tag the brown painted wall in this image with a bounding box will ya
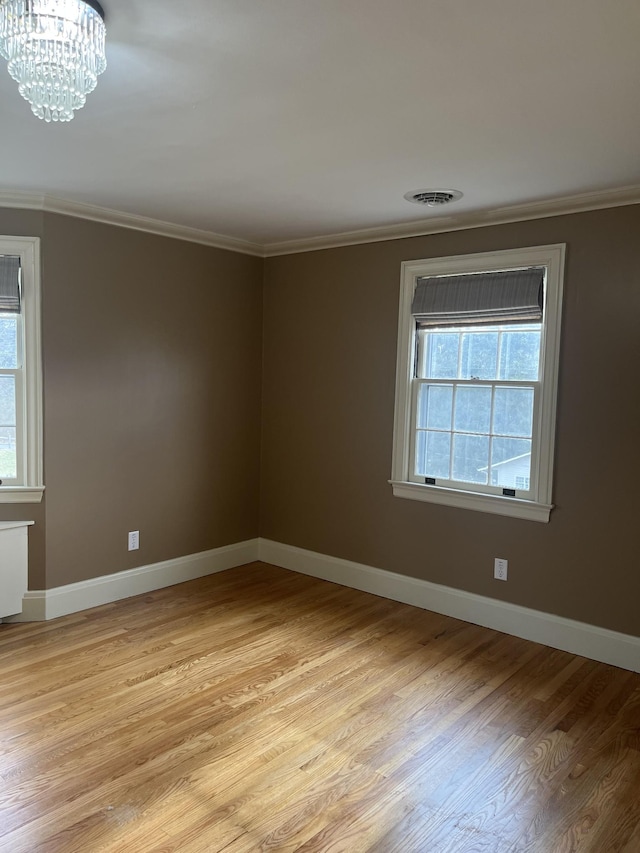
[1,210,263,589]
[42,215,263,588]
[261,205,640,636]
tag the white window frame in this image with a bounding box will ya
[390,244,565,523]
[0,236,43,503]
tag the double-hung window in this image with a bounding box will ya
[391,245,564,522]
[0,237,43,502]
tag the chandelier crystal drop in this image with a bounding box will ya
[0,0,106,122]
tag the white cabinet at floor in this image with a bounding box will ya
[0,521,33,618]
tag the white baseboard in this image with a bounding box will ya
[8,536,639,673]
[10,538,260,622]
[258,539,640,673]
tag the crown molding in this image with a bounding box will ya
[262,184,640,256]
[0,191,264,257]
[1,184,639,259]
[0,191,46,211]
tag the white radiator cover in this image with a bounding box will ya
[0,521,33,618]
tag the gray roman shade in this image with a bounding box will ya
[411,267,544,328]
[0,256,21,313]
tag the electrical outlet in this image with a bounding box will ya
[128,530,140,551]
[494,557,508,581]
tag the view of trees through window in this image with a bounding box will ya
[414,324,541,489]
[0,315,18,479]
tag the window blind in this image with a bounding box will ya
[0,256,21,313]
[411,267,544,327]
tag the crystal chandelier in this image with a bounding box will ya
[0,0,106,122]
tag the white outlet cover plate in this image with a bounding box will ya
[494,558,508,580]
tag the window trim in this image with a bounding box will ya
[0,236,43,503]
[390,244,565,523]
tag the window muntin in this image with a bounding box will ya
[391,245,565,522]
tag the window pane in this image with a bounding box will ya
[415,430,427,476]
[453,434,489,484]
[0,427,16,479]
[424,332,459,379]
[417,384,453,430]
[415,430,451,479]
[493,387,534,437]
[0,375,16,426]
[499,328,541,380]
[454,385,491,434]
[460,331,498,379]
[0,315,18,369]
[490,438,532,488]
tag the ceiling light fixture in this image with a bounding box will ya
[0,0,106,122]
[404,189,463,207]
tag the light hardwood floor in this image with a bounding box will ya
[1,562,639,852]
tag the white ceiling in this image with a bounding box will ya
[1,0,639,252]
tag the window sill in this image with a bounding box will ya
[0,486,45,504]
[390,480,552,522]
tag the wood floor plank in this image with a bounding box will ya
[1,562,639,852]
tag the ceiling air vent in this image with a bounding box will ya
[404,189,463,207]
